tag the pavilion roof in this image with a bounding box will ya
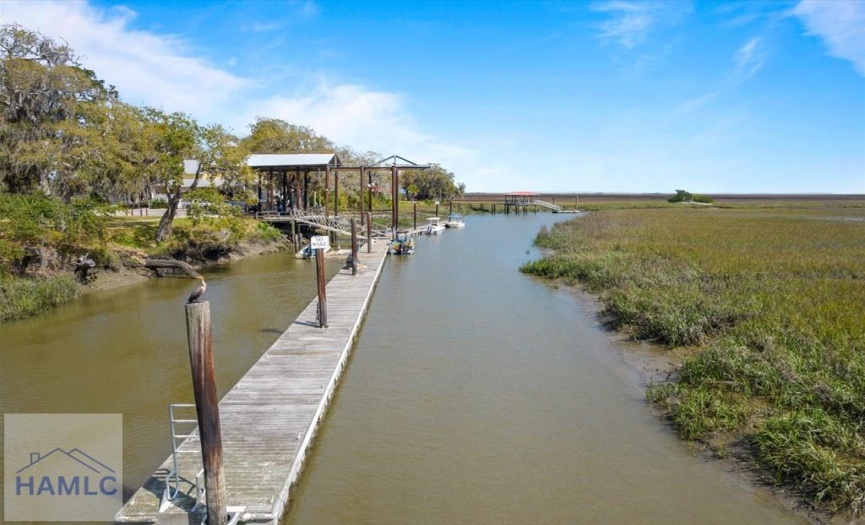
[247,153,340,169]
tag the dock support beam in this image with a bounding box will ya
[184,302,227,525]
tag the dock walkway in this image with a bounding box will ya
[116,240,390,524]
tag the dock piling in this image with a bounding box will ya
[315,248,328,328]
[184,301,227,525]
[351,218,358,276]
[366,212,372,253]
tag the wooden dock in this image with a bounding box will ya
[115,239,390,524]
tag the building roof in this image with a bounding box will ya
[184,160,200,175]
[247,153,339,169]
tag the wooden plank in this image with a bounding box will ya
[115,240,390,524]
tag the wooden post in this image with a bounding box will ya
[291,220,298,252]
[391,165,398,240]
[334,170,339,217]
[359,167,365,226]
[350,218,358,276]
[368,171,373,216]
[324,166,330,218]
[413,201,417,230]
[184,302,227,525]
[366,212,372,253]
[315,249,327,328]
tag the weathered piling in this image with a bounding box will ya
[315,247,327,328]
[184,302,227,525]
[115,237,390,524]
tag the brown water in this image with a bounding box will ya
[0,252,344,521]
[282,214,806,525]
[0,215,807,524]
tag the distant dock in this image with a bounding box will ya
[116,239,390,524]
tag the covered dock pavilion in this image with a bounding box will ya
[249,153,429,235]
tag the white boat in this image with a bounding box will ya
[295,244,330,259]
[444,213,465,228]
[425,217,445,235]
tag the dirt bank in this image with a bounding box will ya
[81,238,289,294]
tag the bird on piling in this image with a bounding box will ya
[186,276,207,304]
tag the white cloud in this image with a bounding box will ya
[2,1,253,120]
[2,0,477,182]
[241,22,282,33]
[242,81,474,170]
[733,37,766,82]
[793,0,865,76]
[591,1,692,50]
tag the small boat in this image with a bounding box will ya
[444,213,465,228]
[295,244,330,259]
[425,217,445,235]
[388,232,415,255]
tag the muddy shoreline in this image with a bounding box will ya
[79,238,290,294]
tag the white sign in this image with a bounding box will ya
[310,236,330,250]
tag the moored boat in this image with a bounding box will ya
[425,217,445,235]
[388,231,415,255]
[444,213,465,228]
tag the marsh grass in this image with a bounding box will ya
[522,206,865,514]
[0,275,79,321]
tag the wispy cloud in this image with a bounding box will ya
[2,0,472,172]
[733,37,766,82]
[2,1,252,122]
[591,1,692,50]
[677,90,722,114]
[298,1,320,18]
[241,22,282,33]
[792,0,865,76]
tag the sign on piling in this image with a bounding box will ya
[311,235,329,250]
[184,301,227,525]
[312,236,328,328]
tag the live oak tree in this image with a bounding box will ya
[0,23,118,196]
[242,118,335,154]
[146,109,253,243]
[400,164,464,202]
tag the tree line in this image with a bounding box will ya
[0,23,464,244]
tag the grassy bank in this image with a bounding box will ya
[0,195,286,322]
[0,275,79,321]
[521,206,865,515]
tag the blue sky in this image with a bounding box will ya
[4,0,864,193]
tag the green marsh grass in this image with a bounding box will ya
[0,275,79,321]
[522,206,865,514]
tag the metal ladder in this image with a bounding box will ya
[162,404,206,515]
[160,403,242,525]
